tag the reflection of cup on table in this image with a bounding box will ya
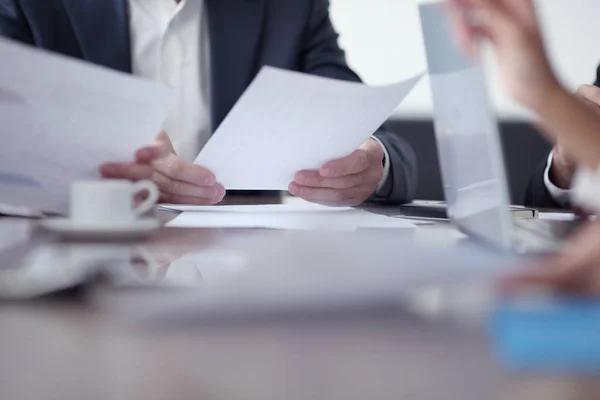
[63,244,159,284]
[70,179,158,224]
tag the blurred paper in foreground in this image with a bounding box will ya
[0,38,175,214]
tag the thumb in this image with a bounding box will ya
[576,84,600,107]
[155,130,176,154]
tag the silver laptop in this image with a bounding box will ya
[419,2,579,254]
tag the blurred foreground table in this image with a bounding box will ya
[0,196,597,400]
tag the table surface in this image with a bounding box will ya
[0,196,597,400]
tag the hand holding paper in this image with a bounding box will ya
[290,138,385,206]
[102,131,226,205]
[195,67,422,194]
[0,38,176,214]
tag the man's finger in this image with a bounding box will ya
[155,130,177,154]
[320,150,370,178]
[288,183,350,203]
[294,170,364,189]
[446,0,484,59]
[500,272,558,293]
[450,0,514,38]
[153,154,217,186]
[153,171,225,200]
[100,163,155,181]
[555,221,600,259]
[289,183,373,206]
[135,145,168,164]
[576,84,600,106]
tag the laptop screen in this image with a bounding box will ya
[419,2,514,250]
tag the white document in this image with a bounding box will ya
[358,212,419,229]
[165,205,417,230]
[167,209,361,230]
[194,67,422,189]
[160,203,353,213]
[539,212,578,221]
[0,38,176,214]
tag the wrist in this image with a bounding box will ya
[524,81,573,121]
[550,154,576,190]
[367,137,385,163]
[527,79,566,117]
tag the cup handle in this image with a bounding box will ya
[133,246,161,281]
[131,180,160,216]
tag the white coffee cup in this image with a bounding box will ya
[70,180,159,225]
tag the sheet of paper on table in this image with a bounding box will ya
[162,203,353,213]
[538,212,577,221]
[0,38,176,215]
[164,204,417,230]
[194,67,423,190]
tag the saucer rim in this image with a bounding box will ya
[40,217,161,232]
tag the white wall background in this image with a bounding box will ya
[329,0,600,120]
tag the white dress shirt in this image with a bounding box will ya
[573,166,600,213]
[543,150,572,207]
[127,0,389,191]
[128,0,211,162]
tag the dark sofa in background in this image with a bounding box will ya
[391,119,553,205]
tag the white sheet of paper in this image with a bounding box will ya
[167,210,361,231]
[0,38,176,214]
[166,205,417,230]
[539,212,577,221]
[358,212,419,229]
[160,203,353,213]
[194,67,422,189]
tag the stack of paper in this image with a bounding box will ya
[163,204,417,230]
[0,38,176,214]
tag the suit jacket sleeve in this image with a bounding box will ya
[0,0,34,43]
[298,0,418,204]
[524,64,600,209]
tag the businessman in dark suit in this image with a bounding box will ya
[0,0,418,207]
[525,65,600,209]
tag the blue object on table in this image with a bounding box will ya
[490,297,600,374]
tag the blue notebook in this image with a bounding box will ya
[490,297,600,374]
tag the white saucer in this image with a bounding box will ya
[40,218,161,240]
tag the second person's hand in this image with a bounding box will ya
[550,85,600,189]
[101,131,226,205]
[446,0,560,112]
[502,220,600,296]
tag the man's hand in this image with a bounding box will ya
[502,220,600,296]
[289,139,384,206]
[550,85,600,189]
[101,131,226,205]
[446,0,560,112]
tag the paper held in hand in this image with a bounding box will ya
[195,67,422,190]
[0,38,176,215]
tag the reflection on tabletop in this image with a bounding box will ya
[0,201,599,399]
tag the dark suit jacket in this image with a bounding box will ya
[524,64,600,208]
[0,0,418,204]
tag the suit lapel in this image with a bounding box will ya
[206,0,266,129]
[59,0,132,73]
